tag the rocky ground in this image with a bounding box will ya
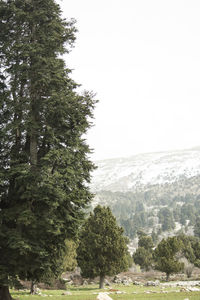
[61,268,200,287]
[20,268,200,291]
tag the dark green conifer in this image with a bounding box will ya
[77,206,129,289]
[0,1,96,299]
[153,237,184,280]
[133,235,154,271]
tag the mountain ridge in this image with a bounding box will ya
[91,147,200,193]
[90,147,200,241]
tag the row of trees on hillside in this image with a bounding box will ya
[121,202,200,238]
[120,204,200,239]
[97,185,200,239]
[133,233,200,280]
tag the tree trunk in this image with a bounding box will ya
[0,286,14,300]
[166,273,170,281]
[99,275,105,289]
[30,122,37,167]
[30,17,38,169]
[30,281,37,295]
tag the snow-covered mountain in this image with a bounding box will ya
[90,147,200,192]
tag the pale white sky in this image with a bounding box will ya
[57,0,200,160]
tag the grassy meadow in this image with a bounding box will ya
[11,283,200,300]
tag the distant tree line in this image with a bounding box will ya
[96,188,200,239]
[133,232,200,280]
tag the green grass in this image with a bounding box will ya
[11,284,200,300]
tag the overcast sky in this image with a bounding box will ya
[57,0,200,160]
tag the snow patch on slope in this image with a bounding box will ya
[90,148,200,192]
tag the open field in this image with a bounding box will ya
[11,283,200,300]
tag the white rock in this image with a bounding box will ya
[62,291,72,295]
[97,292,113,300]
[188,287,200,291]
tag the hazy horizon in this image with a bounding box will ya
[93,144,200,162]
[57,0,200,160]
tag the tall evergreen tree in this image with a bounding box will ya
[77,206,129,289]
[0,1,96,299]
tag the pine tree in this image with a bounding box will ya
[133,235,154,271]
[153,237,184,280]
[77,206,129,289]
[0,1,96,299]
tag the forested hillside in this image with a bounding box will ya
[91,149,200,240]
